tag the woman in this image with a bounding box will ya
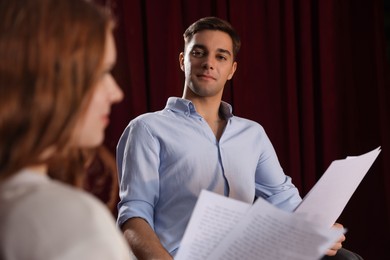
[0,0,131,259]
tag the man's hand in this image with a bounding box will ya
[326,223,346,256]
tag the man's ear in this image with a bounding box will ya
[179,52,185,72]
[227,61,237,80]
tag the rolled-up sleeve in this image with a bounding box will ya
[254,127,302,212]
[116,118,160,228]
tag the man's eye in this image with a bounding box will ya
[191,50,204,57]
[217,55,227,61]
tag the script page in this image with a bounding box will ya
[295,146,381,227]
[175,147,380,260]
[206,196,344,260]
[176,191,343,260]
[175,190,251,260]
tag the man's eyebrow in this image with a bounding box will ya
[191,44,232,56]
[216,48,232,56]
[192,44,206,50]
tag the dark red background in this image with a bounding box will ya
[98,1,390,258]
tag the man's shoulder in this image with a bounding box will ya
[128,109,170,127]
[131,111,161,122]
[231,115,264,130]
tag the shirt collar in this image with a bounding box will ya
[165,97,234,119]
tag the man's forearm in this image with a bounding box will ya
[121,217,173,260]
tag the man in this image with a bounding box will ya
[117,17,357,260]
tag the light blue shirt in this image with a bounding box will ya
[117,97,302,255]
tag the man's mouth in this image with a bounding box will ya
[197,74,216,80]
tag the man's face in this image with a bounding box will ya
[179,30,237,99]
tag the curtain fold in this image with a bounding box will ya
[103,0,390,258]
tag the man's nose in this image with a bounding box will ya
[201,56,215,70]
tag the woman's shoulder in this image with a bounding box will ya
[0,175,113,232]
[0,176,130,260]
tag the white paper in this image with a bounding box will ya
[175,147,380,260]
[176,190,344,260]
[294,146,381,227]
[175,191,250,260]
[207,194,344,260]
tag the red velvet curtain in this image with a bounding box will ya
[103,0,390,258]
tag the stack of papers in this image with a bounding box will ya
[176,147,381,260]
